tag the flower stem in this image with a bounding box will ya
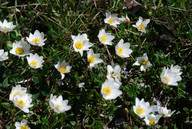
[162,117,167,129]
[104,45,114,65]
[0,33,6,49]
[130,54,136,61]
[98,92,102,119]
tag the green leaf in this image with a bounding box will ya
[42,118,49,125]
[1,102,10,110]
[32,93,40,101]
[2,77,8,87]
[9,74,23,83]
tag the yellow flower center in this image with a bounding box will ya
[141,59,148,65]
[103,87,111,95]
[3,26,8,30]
[108,19,114,24]
[15,48,24,55]
[165,76,170,82]
[149,119,155,125]
[30,61,37,67]
[110,73,115,78]
[32,38,40,43]
[54,104,61,110]
[21,125,29,129]
[118,47,123,55]
[138,24,144,30]
[100,36,107,42]
[16,100,25,108]
[88,56,95,63]
[136,108,144,114]
[59,66,66,73]
[14,92,23,97]
[125,19,130,23]
[75,41,84,50]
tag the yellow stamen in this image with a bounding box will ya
[118,47,123,55]
[103,87,111,95]
[108,19,114,24]
[141,59,148,65]
[14,92,23,97]
[136,108,143,114]
[16,100,25,108]
[15,48,24,55]
[165,77,170,82]
[125,19,130,23]
[100,36,107,42]
[59,67,66,73]
[88,56,95,63]
[30,61,37,67]
[138,24,144,30]
[32,38,40,43]
[110,73,115,78]
[75,41,84,50]
[54,104,61,110]
[149,119,155,125]
[3,26,8,30]
[21,125,29,129]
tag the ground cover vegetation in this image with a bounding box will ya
[0,0,192,128]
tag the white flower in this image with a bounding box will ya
[101,79,122,100]
[132,16,150,33]
[0,49,8,61]
[104,12,121,28]
[119,14,130,23]
[54,60,72,79]
[160,67,182,86]
[98,29,115,45]
[133,53,152,72]
[144,114,162,126]
[115,39,133,58]
[71,33,93,56]
[15,119,30,129]
[26,53,44,69]
[10,40,30,57]
[106,64,121,85]
[170,64,182,76]
[13,93,33,113]
[78,82,85,88]
[133,98,152,118]
[87,49,103,68]
[49,94,71,114]
[26,30,47,46]
[9,85,27,101]
[0,19,16,33]
[158,106,175,117]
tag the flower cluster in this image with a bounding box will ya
[9,85,33,113]
[104,12,150,34]
[1,8,184,128]
[133,98,175,126]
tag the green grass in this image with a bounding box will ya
[0,0,192,128]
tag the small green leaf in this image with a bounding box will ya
[1,102,10,110]
[42,118,49,125]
